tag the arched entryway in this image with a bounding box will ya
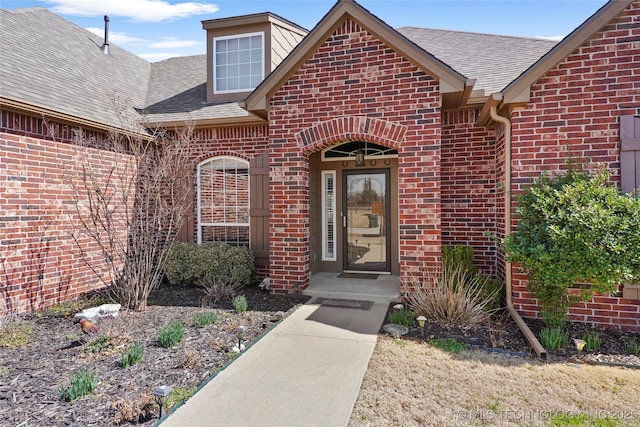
[308,141,399,276]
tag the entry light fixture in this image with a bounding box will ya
[355,142,365,166]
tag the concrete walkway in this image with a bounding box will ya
[161,276,397,427]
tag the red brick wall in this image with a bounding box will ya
[508,1,640,330]
[441,109,497,275]
[268,19,442,294]
[1,130,134,315]
[187,125,270,276]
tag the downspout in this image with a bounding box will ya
[489,105,547,359]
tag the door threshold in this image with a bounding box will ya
[343,270,391,275]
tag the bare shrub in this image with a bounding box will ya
[60,103,194,311]
[407,265,499,328]
[178,346,200,369]
[110,391,158,425]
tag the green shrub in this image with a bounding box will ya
[163,242,256,304]
[232,295,248,314]
[59,370,99,401]
[158,321,184,348]
[481,277,504,311]
[503,165,640,327]
[407,264,499,328]
[442,245,477,276]
[120,342,144,368]
[388,308,415,327]
[626,338,640,356]
[428,338,469,353]
[581,331,602,351]
[539,327,569,350]
[162,242,197,286]
[442,245,503,310]
[192,311,218,328]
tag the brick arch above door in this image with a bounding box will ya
[296,116,407,155]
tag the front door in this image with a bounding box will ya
[343,170,390,272]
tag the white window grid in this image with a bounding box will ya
[213,32,264,94]
[197,156,250,245]
[322,170,337,261]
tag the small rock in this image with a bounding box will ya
[383,323,409,336]
[74,304,121,322]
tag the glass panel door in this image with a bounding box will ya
[344,170,390,272]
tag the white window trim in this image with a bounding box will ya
[322,170,337,261]
[196,156,250,245]
[213,31,265,95]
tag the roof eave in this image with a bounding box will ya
[0,97,150,138]
[476,93,503,126]
[501,0,633,105]
[145,114,267,129]
[244,0,467,113]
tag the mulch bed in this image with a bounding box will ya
[381,303,640,367]
[3,287,640,426]
[0,286,309,426]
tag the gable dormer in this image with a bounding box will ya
[202,13,307,103]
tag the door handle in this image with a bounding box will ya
[343,215,346,227]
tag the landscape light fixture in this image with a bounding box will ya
[153,385,173,419]
[235,325,247,352]
[416,315,427,337]
[573,338,586,355]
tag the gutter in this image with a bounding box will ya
[489,104,547,359]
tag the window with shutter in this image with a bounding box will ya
[620,115,640,194]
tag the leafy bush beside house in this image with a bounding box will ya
[163,242,256,303]
[503,166,640,327]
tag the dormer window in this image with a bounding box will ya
[214,32,264,94]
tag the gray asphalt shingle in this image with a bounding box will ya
[397,27,558,94]
[1,7,559,127]
[0,7,151,129]
[143,54,251,124]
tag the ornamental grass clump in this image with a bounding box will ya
[120,342,144,368]
[581,331,602,351]
[158,321,184,348]
[388,308,415,327]
[192,311,218,328]
[539,327,569,350]
[407,265,499,328]
[232,295,248,314]
[59,370,99,402]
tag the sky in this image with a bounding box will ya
[2,0,610,62]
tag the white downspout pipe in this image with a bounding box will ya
[489,105,547,359]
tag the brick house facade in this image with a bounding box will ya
[1,0,639,331]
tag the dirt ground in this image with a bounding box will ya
[349,336,640,427]
[0,286,308,426]
[2,288,639,426]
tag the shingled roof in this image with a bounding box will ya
[0,7,150,130]
[396,27,558,95]
[143,54,253,126]
[1,5,563,129]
